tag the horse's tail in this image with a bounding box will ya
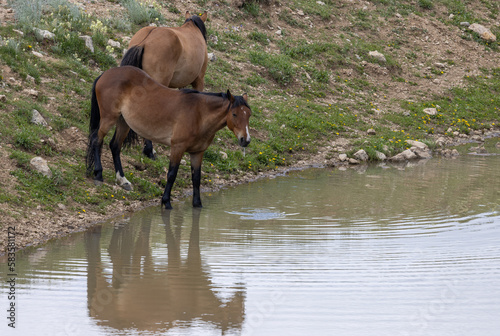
[120,45,144,69]
[86,74,102,177]
[120,45,143,146]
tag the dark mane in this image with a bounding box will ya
[181,89,250,108]
[185,15,207,42]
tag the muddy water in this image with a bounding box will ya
[2,142,500,336]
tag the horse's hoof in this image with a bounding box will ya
[120,183,133,191]
[193,202,203,208]
[163,203,173,210]
[94,180,103,187]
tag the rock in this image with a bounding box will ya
[468,23,496,42]
[57,203,66,210]
[32,51,44,58]
[31,109,48,126]
[275,29,282,36]
[402,149,417,160]
[435,62,446,69]
[469,146,487,154]
[348,158,359,165]
[79,35,94,53]
[24,89,39,97]
[367,128,376,135]
[219,151,228,160]
[208,52,217,62]
[390,149,417,162]
[0,95,6,102]
[107,39,121,48]
[423,107,437,116]
[30,157,52,177]
[26,75,35,83]
[405,140,428,150]
[368,50,386,63]
[338,153,348,162]
[436,137,446,147]
[460,22,470,27]
[495,142,500,148]
[471,135,483,142]
[316,1,325,4]
[412,147,432,159]
[439,148,460,158]
[375,151,386,161]
[354,149,369,162]
[34,28,55,41]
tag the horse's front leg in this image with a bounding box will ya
[190,152,204,208]
[161,148,183,209]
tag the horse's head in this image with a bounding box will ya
[226,90,251,147]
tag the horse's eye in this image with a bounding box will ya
[232,113,237,117]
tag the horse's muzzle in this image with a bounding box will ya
[239,137,251,147]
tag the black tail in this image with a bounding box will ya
[120,45,144,146]
[120,45,144,68]
[86,74,102,177]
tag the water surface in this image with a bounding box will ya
[2,142,500,336]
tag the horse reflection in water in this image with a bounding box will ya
[85,209,245,333]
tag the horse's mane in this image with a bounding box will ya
[181,89,250,108]
[185,15,207,42]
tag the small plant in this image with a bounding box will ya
[121,0,164,26]
[249,51,296,85]
[418,0,434,10]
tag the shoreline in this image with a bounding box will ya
[1,130,498,257]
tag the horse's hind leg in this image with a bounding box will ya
[89,131,104,185]
[143,139,156,160]
[110,116,133,191]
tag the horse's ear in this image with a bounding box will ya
[185,11,191,19]
[227,90,235,104]
[200,11,208,22]
[242,93,248,102]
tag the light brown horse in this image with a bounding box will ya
[121,11,209,159]
[86,66,251,209]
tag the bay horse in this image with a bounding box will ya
[121,11,209,159]
[86,66,251,209]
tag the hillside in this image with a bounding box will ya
[0,0,499,253]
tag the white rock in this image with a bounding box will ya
[34,28,55,41]
[354,149,369,161]
[368,50,386,63]
[468,23,497,42]
[32,51,44,58]
[367,128,376,135]
[24,89,39,97]
[338,153,348,162]
[401,149,417,160]
[405,140,428,150]
[107,39,121,48]
[375,151,386,161]
[30,157,52,177]
[423,107,437,116]
[219,151,228,160]
[208,52,217,62]
[79,35,94,53]
[31,109,48,126]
